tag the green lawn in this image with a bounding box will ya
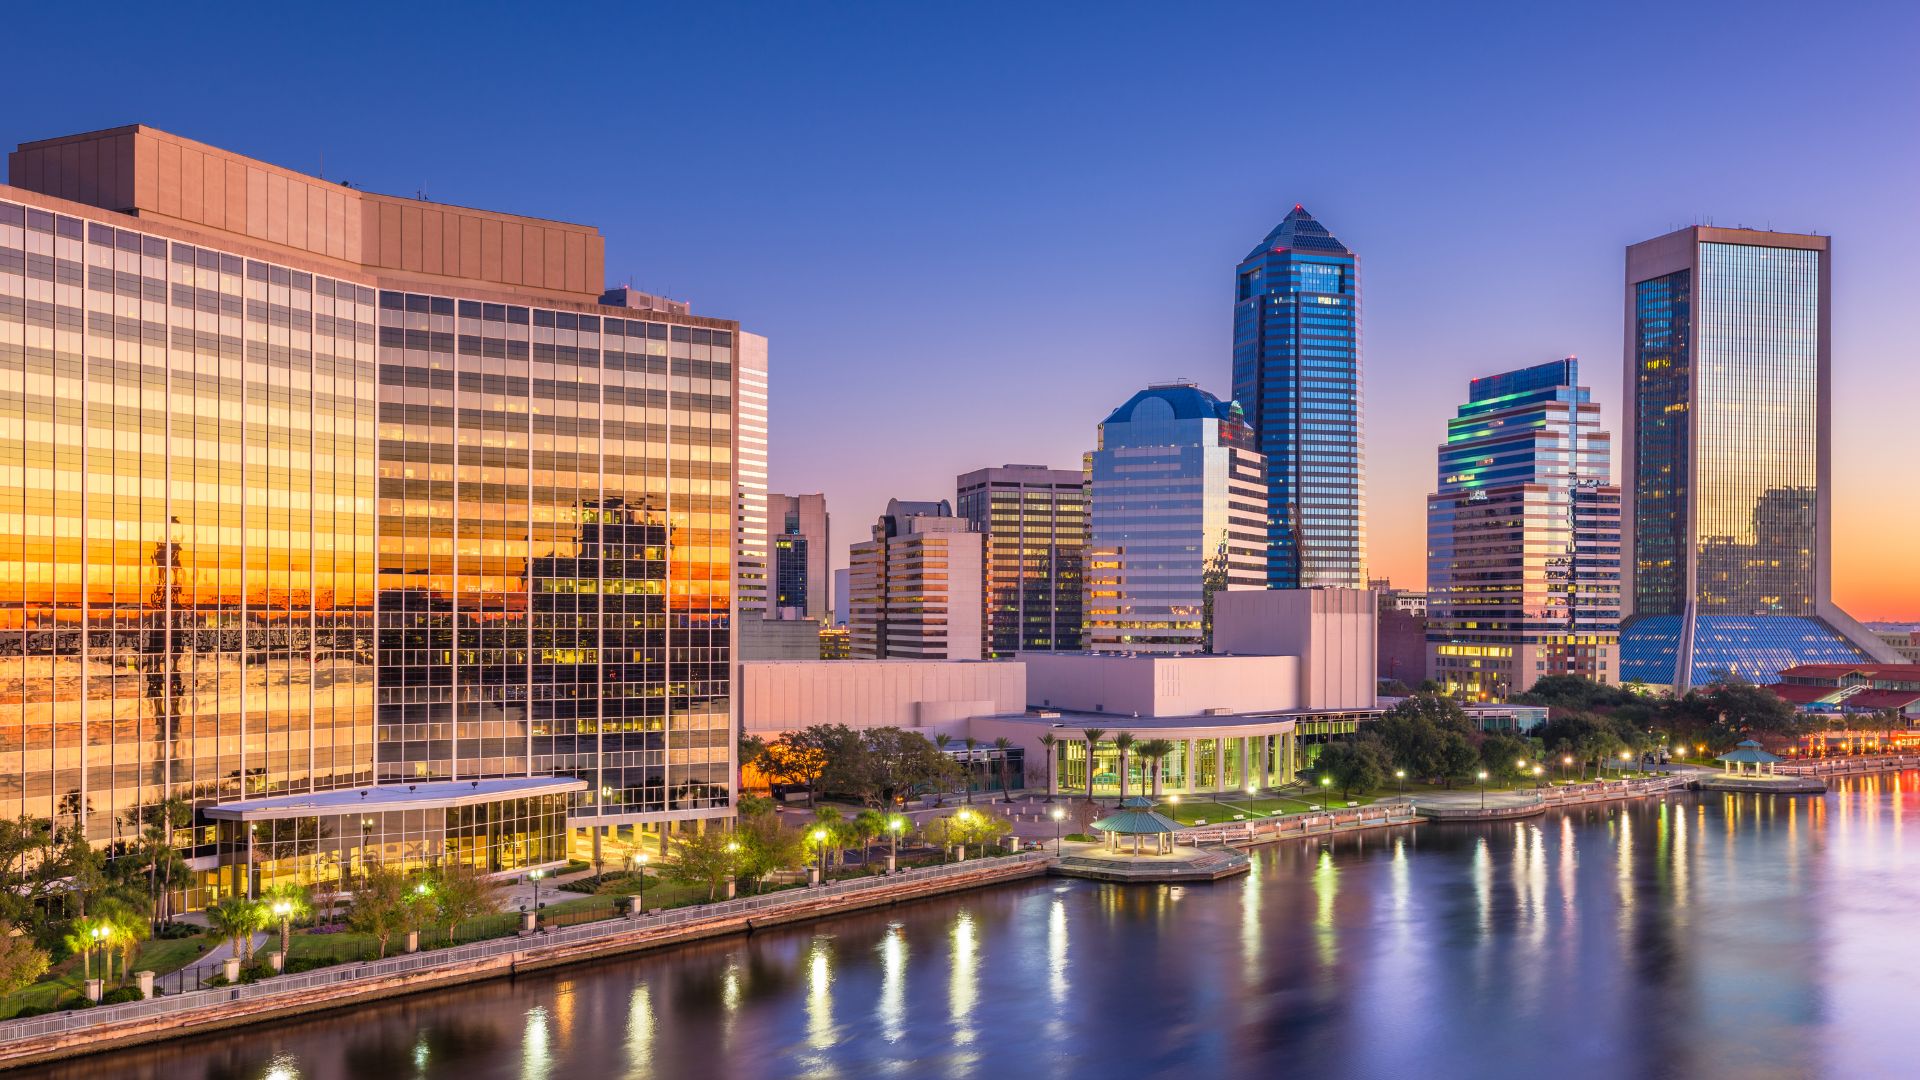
[0,933,218,1019]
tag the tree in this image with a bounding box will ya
[260,882,311,959]
[425,863,497,945]
[0,923,49,996]
[735,812,805,893]
[857,728,949,806]
[759,734,829,807]
[205,896,259,969]
[1135,740,1175,799]
[1436,732,1480,789]
[348,864,411,959]
[91,896,145,983]
[962,737,979,803]
[923,810,1010,855]
[1080,728,1107,802]
[1112,732,1136,802]
[1038,733,1058,799]
[1317,740,1388,799]
[992,737,1016,801]
[667,829,741,901]
[1479,734,1534,783]
[62,915,109,982]
[738,733,768,790]
[853,809,889,860]
[132,797,193,928]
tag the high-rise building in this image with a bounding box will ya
[1619,227,1899,688]
[1232,206,1365,589]
[0,125,740,905]
[956,464,1087,657]
[766,493,829,621]
[1085,384,1267,654]
[733,332,771,618]
[1426,360,1622,700]
[848,500,983,660]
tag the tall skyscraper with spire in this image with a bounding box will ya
[1619,226,1900,688]
[1232,206,1364,589]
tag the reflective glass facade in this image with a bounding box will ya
[0,195,377,857]
[374,294,733,818]
[956,465,1087,657]
[1231,207,1364,588]
[1086,385,1266,654]
[1620,230,1877,687]
[1426,360,1620,700]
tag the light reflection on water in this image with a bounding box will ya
[23,773,1920,1080]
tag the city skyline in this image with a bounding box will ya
[2,5,1916,625]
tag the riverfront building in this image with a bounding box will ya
[0,126,741,903]
[847,500,984,660]
[1231,206,1365,589]
[1085,384,1267,654]
[956,464,1087,657]
[766,493,830,621]
[1426,360,1622,700]
[1618,227,1898,688]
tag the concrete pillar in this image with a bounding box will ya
[1253,737,1269,790]
[223,958,241,983]
[1185,739,1197,795]
[659,823,671,856]
[405,930,419,954]
[269,951,284,973]
[136,970,154,999]
[522,910,537,932]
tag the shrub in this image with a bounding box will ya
[205,975,228,988]
[1063,833,1097,843]
[151,921,200,940]
[10,1005,50,1018]
[99,986,143,1005]
[59,997,96,1011]
[284,956,339,974]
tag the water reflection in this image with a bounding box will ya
[23,776,1920,1080]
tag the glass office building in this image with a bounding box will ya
[1619,227,1896,687]
[956,464,1087,657]
[0,125,740,904]
[1231,206,1365,589]
[1085,384,1267,654]
[1426,360,1621,700]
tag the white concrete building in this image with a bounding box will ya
[848,499,984,660]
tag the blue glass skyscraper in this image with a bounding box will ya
[1232,206,1364,589]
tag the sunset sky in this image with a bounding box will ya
[8,2,1916,618]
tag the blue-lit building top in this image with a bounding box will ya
[1619,227,1897,688]
[1231,206,1364,589]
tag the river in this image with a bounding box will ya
[19,772,1919,1080]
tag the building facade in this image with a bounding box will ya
[0,125,738,904]
[1618,227,1898,688]
[733,331,770,618]
[956,464,1087,657]
[765,492,828,621]
[1231,206,1365,589]
[1425,360,1622,700]
[847,499,983,660]
[1085,384,1267,654]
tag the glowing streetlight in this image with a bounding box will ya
[528,867,545,918]
[1477,769,1490,809]
[271,898,294,961]
[1050,806,1066,854]
[886,815,905,871]
[635,852,650,910]
[1395,769,1407,794]
[811,828,828,883]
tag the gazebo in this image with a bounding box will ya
[1090,797,1181,856]
[1717,739,1784,776]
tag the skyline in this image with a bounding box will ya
[3,3,1917,617]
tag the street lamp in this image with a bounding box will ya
[1532,764,1544,787]
[811,828,828,883]
[1050,806,1065,854]
[1477,769,1490,809]
[1395,769,1407,794]
[635,853,649,912]
[1561,754,1573,782]
[886,816,904,872]
[1619,750,1633,778]
[271,899,293,961]
[527,868,544,921]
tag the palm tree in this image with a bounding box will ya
[1112,732,1136,802]
[206,896,257,969]
[993,737,1015,801]
[853,809,888,864]
[1038,733,1058,801]
[1080,728,1107,803]
[63,916,108,982]
[1136,739,1175,799]
[963,737,979,803]
[934,734,954,799]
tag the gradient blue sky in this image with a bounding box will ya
[9,2,1918,615]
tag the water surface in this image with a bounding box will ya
[25,773,1919,1080]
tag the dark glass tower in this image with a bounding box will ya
[1232,206,1363,588]
[1619,227,1899,688]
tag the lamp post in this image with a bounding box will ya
[886,815,904,872]
[271,899,293,963]
[636,853,649,911]
[1395,769,1406,794]
[811,828,827,884]
[1477,769,1489,810]
[1561,755,1573,783]
[90,923,108,983]
[527,868,544,923]
[1533,764,1545,787]
[1619,750,1633,779]
[1050,806,1065,854]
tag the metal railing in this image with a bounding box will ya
[0,851,1051,1047]
[1178,802,1419,845]
[1778,754,1920,776]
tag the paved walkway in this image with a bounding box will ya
[178,932,268,978]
